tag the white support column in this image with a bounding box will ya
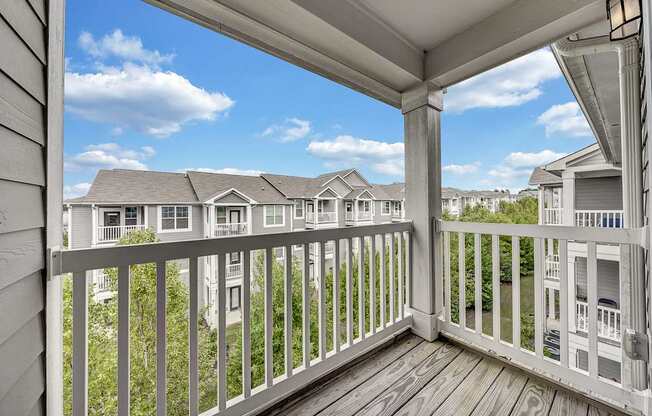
[538,187,544,225]
[642,0,652,381]
[568,256,576,332]
[246,205,252,235]
[562,171,575,226]
[402,83,442,341]
[617,37,646,390]
[144,205,149,228]
[91,205,98,246]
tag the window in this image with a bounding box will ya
[228,286,241,310]
[229,252,241,264]
[394,201,402,214]
[294,200,304,219]
[382,201,391,215]
[159,206,191,232]
[264,205,285,227]
[125,206,138,225]
[216,206,227,224]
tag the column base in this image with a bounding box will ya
[408,308,440,341]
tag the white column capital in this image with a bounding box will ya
[401,83,443,114]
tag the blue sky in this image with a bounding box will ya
[63,0,596,199]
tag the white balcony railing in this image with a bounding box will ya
[345,211,354,221]
[225,262,243,279]
[544,208,563,225]
[94,271,111,292]
[357,211,372,221]
[576,300,621,341]
[438,219,643,407]
[545,254,560,280]
[97,224,148,243]
[214,222,247,237]
[54,221,412,416]
[575,210,624,228]
[318,212,337,223]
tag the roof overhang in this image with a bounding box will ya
[146,0,604,107]
[315,186,341,199]
[205,188,258,205]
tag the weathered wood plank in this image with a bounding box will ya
[587,405,616,416]
[470,367,528,416]
[395,350,482,416]
[0,70,44,144]
[280,335,423,416]
[0,180,44,234]
[549,390,588,416]
[509,378,555,416]
[0,14,45,103]
[0,0,46,63]
[0,124,45,186]
[317,340,443,416]
[356,343,462,416]
[432,358,503,416]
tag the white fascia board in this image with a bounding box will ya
[205,188,257,205]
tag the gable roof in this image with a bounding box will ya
[186,171,289,204]
[66,169,200,204]
[528,167,562,186]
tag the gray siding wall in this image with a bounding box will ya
[251,205,292,234]
[574,177,622,210]
[577,350,621,382]
[292,200,306,230]
[148,205,204,242]
[326,178,351,197]
[70,206,92,249]
[374,200,392,223]
[574,257,620,306]
[0,1,48,414]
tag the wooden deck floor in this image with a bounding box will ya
[266,334,625,416]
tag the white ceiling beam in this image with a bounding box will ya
[287,0,424,82]
[424,0,605,88]
[145,0,404,107]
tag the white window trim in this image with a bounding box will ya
[293,199,305,219]
[381,201,391,215]
[157,205,193,233]
[264,205,286,228]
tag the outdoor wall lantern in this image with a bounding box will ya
[607,0,642,40]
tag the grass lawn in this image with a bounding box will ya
[466,273,534,345]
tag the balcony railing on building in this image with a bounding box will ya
[576,300,621,341]
[544,208,563,225]
[306,211,337,224]
[545,254,560,280]
[225,262,243,279]
[214,222,247,237]
[575,210,624,228]
[97,224,148,243]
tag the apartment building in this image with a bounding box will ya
[530,143,623,381]
[441,187,515,216]
[64,168,405,324]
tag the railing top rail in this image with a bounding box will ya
[438,219,644,247]
[575,209,624,213]
[54,221,411,274]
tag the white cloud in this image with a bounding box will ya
[485,149,565,187]
[307,135,404,176]
[262,118,312,142]
[65,142,155,172]
[446,49,561,112]
[537,102,593,138]
[183,167,262,176]
[64,182,92,199]
[65,63,234,137]
[78,30,174,66]
[504,149,565,168]
[443,162,480,175]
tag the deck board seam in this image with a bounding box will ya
[279,337,425,416]
[467,365,507,416]
[546,389,559,416]
[506,376,530,416]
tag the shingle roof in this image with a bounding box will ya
[260,174,325,199]
[374,183,404,200]
[65,169,199,204]
[187,171,290,204]
[528,167,562,186]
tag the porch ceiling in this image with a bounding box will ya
[146,0,605,107]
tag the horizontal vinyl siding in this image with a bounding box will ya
[70,206,92,249]
[574,177,622,211]
[251,205,292,234]
[576,350,621,382]
[0,1,47,414]
[574,257,620,306]
[149,205,204,242]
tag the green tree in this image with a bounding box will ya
[63,229,217,415]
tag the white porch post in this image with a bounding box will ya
[568,256,576,332]
[617,37,646,390]
[402,83,442,341]
[562,171,575,226]
[538,187,544,225]
[91,204,98,246]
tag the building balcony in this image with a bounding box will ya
[545,254,560,280]
[344,211,372,225]
[575,210,624,228]
[576,300,621,342]
[306,211,338,227]
[225,262,243,279]
[214,222,248,237]
[544,208,563,225]
[96,224,148,243]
